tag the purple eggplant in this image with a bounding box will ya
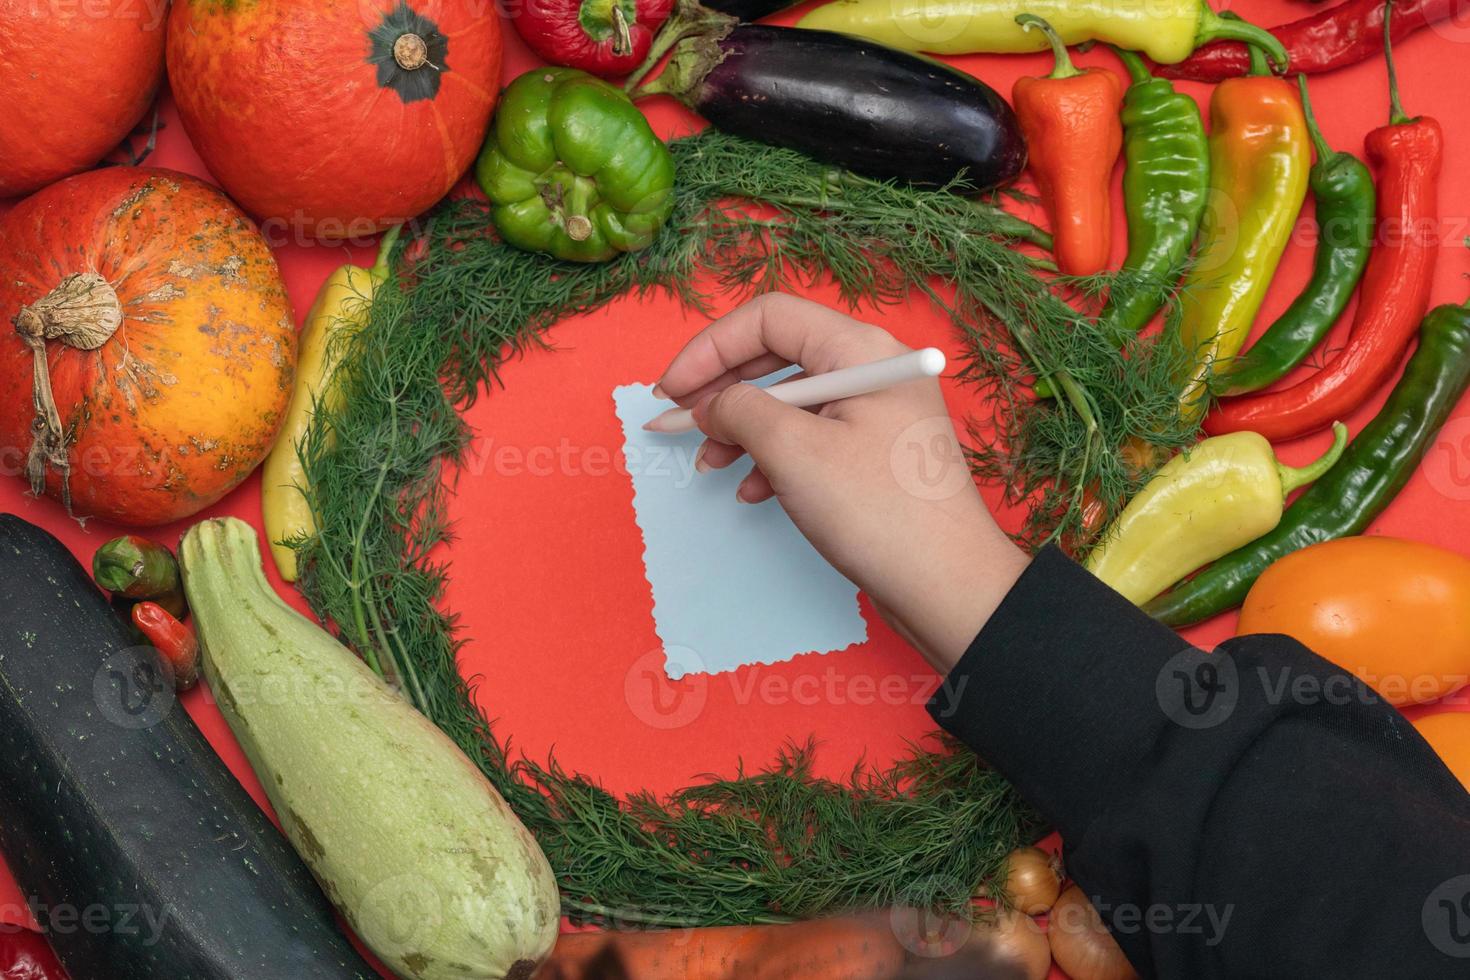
[635,23,1026,190]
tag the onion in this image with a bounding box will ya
[970,910,1052,980]
[1048,886,1139,980]
[1003,846,1064,914]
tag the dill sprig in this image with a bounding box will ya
[295,130,1194,927]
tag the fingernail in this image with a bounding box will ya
[694,444,711,474]
[652,384,668,399]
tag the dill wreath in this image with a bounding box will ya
[291,131,1197,927]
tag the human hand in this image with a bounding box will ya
[652,293,1029,672]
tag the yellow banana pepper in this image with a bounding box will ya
[261,226,400,582]
[1086,424,1347,606]
[795,0,1287,67]
[1173,46,1311,421]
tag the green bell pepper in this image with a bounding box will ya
[476,67,675,263]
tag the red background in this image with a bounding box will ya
[4,0,1470,974]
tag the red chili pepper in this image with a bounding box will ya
[131,601,201,692]
[1206,3,1442,442]
[1160,0,1463,82]
[510,0,675,78]
[1011,15,1123,276]
[0,927,66,980]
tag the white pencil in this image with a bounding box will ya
[643,347,947,434]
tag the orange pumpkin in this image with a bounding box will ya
[1239,537,1470,707]
[0,0,165,198]
[167,0,503,240]
[0,168,297,526]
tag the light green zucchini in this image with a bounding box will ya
[179,518,560,980]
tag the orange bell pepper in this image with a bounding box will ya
[1011,15,1123,277]
[1238,536,1470,707]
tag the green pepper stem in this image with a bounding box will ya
[371,224,403,280]
[1276,421,1348,495]
[1383,0,1411,125]
[1016,15,1081,80]
[1109,46,1154,86]
[1199,6,1289,74]
[1296,75,1335,164]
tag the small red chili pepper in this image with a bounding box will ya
[132,601,201,692]
[510,0,675,78]
[1011,15,1123,277]
[1206,2,1442,442]
[0,926,66,980]
[1161,0,1460,82]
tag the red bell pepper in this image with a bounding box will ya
[1206,3,1442,442]
[510,0,675,78]
[0,927,65,980]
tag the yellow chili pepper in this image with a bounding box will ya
[261,227,400,582]
[1173,43,1311,421]
[1086,423,1347,606]
[795,0,1287,67]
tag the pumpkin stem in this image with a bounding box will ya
[12,272,124,517]
[393,33,430,71]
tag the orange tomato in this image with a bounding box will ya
[1412,710,1470,791]
[1238,537,1470,707]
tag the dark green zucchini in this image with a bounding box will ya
[0,514,377,980]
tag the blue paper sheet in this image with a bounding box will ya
[614,382,868,679]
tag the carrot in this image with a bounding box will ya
[535,914,907,980]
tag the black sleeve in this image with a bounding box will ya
[929,546,1470,979]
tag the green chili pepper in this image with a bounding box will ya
[1216,76,1375,395]
[1098,47,1210,343]
[476,67,675,263]
[1144,296,1470,626]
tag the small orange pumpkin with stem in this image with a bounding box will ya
[0,168,297,526]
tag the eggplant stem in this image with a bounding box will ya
[624,0,733,93]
